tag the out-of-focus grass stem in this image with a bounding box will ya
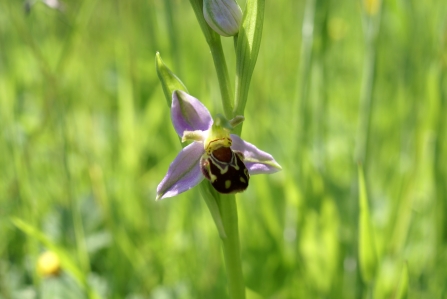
[295,0,316,162]
[434,62,447,247]
[164,1,182,74]
[354,2,382,297]
[355,4,382,166]
[3,82,40,286]
[291,0,316,293]
[314,0,330,172]
[55,0,99,74]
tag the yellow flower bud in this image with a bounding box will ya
[37,251,61,277]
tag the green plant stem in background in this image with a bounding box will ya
[355,7,382,166]
[434,67,447,249]
[355,7,382,298]
[294,0,316,175]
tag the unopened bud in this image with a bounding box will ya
[203,0,242,37]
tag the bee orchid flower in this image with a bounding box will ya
[156,90,281,200]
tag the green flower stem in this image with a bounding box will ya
[189,0,234,119]
[217,194,246,299]
[188,2,245,298]
[208,37,234,118]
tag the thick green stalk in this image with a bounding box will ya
[217,195,246,299]
[188,2,246,298]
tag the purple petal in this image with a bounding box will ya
[230,134,282,175]
[156,142,205,200]
[171,90,213,136]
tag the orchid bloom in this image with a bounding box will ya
[156,90,281,200]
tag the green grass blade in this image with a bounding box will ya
[358,165,378,283]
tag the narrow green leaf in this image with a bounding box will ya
[234,0,265,117]
[199,182,227,239]
[155,52,188,107]
[11,218,101,299]
[358,165,378,283]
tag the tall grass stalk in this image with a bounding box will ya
[355,5,381,166]
[355,2,382,297]
[295,0,316,162]
[434,65,447,248]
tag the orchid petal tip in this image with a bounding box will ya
[274,162,283,170]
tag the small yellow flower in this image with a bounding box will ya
[37,251,61,277]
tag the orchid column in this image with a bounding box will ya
[155,0,273,298]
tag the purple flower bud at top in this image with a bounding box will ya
[203,0,242,37]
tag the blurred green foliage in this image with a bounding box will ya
[1,0,447,298]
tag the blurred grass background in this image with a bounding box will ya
[1,0,447,298]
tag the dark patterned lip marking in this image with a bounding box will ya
[200,146,250,194]
[212,146,232,163]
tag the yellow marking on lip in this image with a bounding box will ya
[205,137,232,153]
[225,180,232,189]
[210,173,217,182]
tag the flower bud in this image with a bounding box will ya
[203,0,242,37]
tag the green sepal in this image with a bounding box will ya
[358,165,378,283]
[234,0,265,118]
[155,52,188,108]
[199,182,227,239]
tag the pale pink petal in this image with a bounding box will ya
[156,142,205,200]
[171,91,213,136]
[230,134,282,175]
